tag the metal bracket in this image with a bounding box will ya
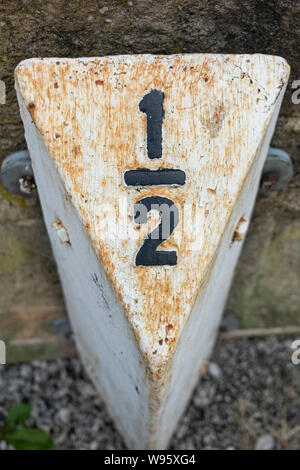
[1,147,293,199]
[0,150,36,197]
[260,147,293,193]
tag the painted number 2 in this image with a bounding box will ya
[134,196,178,266]
[125,89,185,266]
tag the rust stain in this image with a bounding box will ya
[200,102,226,138]
[199,360,208,376]
[207,188,216,194]
[28,101,36,118]
[232,217,247,242]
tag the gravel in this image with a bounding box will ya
[0,335,299,450]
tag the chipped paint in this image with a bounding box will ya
[15,54,289,448]
[52,220,70,244]
[233,217,249,242]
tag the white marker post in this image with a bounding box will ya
[15,54,289,449]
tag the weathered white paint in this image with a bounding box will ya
[15,54,289,449]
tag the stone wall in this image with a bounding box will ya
[0,0,299,361]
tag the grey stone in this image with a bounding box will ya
[89,441,99,450]
[58,408,71,424]
[99,6,109,14]
[255,434,275,450]
[208,362,222,379]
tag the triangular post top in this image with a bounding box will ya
[15,54,289,369]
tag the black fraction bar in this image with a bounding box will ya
[124,169,186,187]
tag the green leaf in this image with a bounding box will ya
[4,427,54,450]
[5,403,32,426]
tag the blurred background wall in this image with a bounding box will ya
[0,0,299,361]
